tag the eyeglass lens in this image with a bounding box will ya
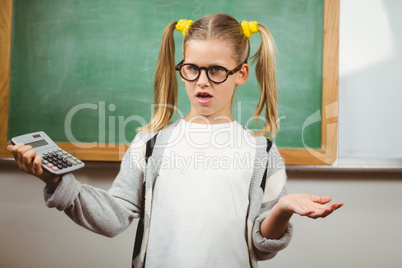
[181,64,228,83]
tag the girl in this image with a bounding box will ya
[8,14,343,268]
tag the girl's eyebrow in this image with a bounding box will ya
[185,61,228,68]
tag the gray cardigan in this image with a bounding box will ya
[44,119,292,267]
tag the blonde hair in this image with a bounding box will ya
[137,14,279,138]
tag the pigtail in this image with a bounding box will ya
[250,24,279,139]
[137,22,178,133]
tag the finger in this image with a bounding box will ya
[10,143,25,161]
[310,210,331,219]
[14,145,32,169]
[320,207,335,218]
[306,203,330,218]
[315,203,342,218]
[32,155,43,176]
[22,148,36,165]
[306,201,344,219]
[21,148,36,172]
[7,144,14,153]
[331,202,344,210]
[16,144,33,159]
[7,144,18,160]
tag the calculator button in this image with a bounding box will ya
[51,166,58,171]
[42,160,48,164]
[47,163,54,168]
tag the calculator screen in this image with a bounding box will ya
[26,139,48,148]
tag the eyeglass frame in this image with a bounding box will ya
[175,60,246,84]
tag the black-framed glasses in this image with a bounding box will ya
[175,60,245,84]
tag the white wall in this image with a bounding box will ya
[338,0,402,161]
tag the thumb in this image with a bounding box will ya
[311,195,332,204]
[317,195,332,204]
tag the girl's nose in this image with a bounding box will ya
[197,69,210,87]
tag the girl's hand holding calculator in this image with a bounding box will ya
[9,131,85,176]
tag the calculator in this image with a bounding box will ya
[11,131,85,176]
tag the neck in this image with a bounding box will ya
[183,114,235,125]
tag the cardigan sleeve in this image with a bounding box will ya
[252,144,293,260]
[43,131,150,237]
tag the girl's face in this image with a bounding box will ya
[181,39,249,124]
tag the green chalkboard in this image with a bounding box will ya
[9,0,324,150]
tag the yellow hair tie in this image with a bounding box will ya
[176,19,194,36]
[241,20,259,38]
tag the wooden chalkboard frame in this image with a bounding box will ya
[0,0,339,165]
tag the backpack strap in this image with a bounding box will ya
[260,138,273,192]
[145,133,159,164]
[132,133,159,263]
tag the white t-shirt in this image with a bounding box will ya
[145,119,258,267]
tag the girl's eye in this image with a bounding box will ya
[209,66,225,74]
[188,65,199,72]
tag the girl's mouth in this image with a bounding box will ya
[196,92,213,104]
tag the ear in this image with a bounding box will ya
[235,63,249,86]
